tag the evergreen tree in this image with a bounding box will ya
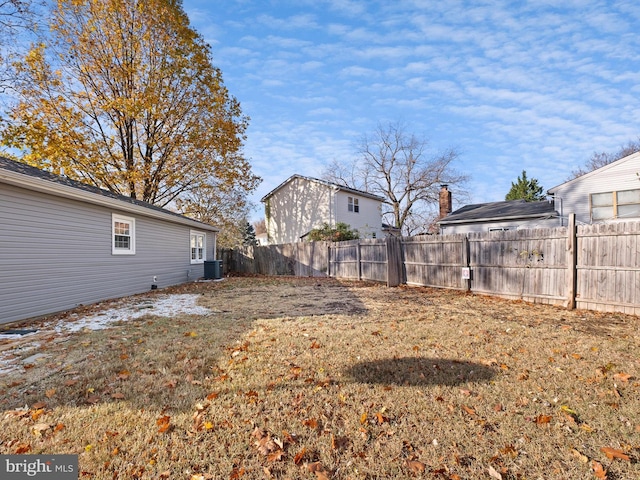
[505,170,545,202]
[243,221,258,246]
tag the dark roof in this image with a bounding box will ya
[261,174,385,202]
[438,199,558,225]
[0,156,217,229]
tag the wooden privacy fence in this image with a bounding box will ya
[222,216,640,315]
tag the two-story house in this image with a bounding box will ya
[261,175,385,244]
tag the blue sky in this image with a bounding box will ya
[183,0,640,220]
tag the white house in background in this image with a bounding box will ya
[548,151,640,225]
[261,174,385,244]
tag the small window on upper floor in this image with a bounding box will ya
[348,196,359,213]
[190,231,206,264]
[112,214,135,255]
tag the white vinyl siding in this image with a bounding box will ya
[112,214,135,255]
[190,231,205,263]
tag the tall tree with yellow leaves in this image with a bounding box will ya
[1,0,259,212]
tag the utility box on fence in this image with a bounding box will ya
[204,260,223,280]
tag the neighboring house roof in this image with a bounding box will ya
[0,156,218,231]
[260,174,385,203]
[547,151,640,193]
[438,199,558,226]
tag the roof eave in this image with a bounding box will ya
[0,168,219,232]
[438,212,558,226]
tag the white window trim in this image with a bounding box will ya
[348,196,360,213]
[190,230,206,264]
[112,214,136,255]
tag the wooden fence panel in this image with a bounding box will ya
[576,222,640,315]
[360,239,389,283]
[329,240,360,279]
[402,235,466,289]
[468,228,567,305]
[223,221,640,315]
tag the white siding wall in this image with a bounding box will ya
[549,152,640,225]
[0,183,214,324]
[266,177,332,244]
[334,191,384,238]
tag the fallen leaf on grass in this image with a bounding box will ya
[229,467,245,479]
[157,415,171,433]
[405,459,426,473]
[461,405,476,416]
[375,411,389,424]
[14,443,31,454]
[315,471,330,480]
[302,418,319,429]
[535,414,552,425]
[267,449,285,462]
[31,408,45,421]
[600,447,630,461]
[591,460,607,479]
[488,465,503,480]
[45,388,56,398]
[570,448,589,463]
[111,392,125,399]
[613,372,632,382]
[293,447,307,465]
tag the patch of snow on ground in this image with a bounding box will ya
[0,294,211,374]
[54,294,211,333]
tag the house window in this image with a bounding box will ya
[591,189,640,221]
[112,214,135,255]
[190,231,205,264]
[348,196,359,213]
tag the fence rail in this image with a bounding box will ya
[221,215,640,316]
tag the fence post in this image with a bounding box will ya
[566,213,577,309]
[462,236,471,292]
[357,241,362,281]
[386,236,403,287]
[327,244,331,277]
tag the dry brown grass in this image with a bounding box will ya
[0,276,638,479]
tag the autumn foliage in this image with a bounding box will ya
[1,0,259,216]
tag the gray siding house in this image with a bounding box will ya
[0,157,218,325]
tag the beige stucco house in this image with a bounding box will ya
[548,151,640,225]
[261,175,385,244]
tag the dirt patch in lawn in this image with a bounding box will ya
[0,276,638,479]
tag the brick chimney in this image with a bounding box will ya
[439,184,452,219]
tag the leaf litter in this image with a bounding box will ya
[0,276,638,479]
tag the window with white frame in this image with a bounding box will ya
[112,214,135,255]
[348,196,359,213]
[591,188,640,221]
[190,231,206,264]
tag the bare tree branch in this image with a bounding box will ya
[324,121,469,235]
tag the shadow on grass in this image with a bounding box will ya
[345,357,497,386]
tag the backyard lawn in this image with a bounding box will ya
[0,276,638,479]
